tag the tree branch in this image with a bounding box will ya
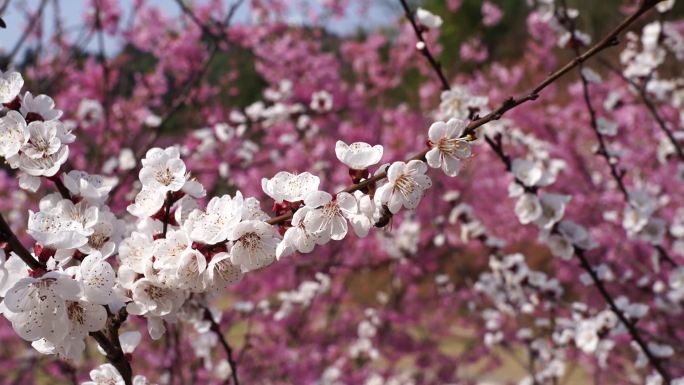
[268,0,658,227]
[205,309,240,385]
[397,0,450,90]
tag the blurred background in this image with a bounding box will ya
[1,0,684,384]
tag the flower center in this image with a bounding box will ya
[437,137,468,158]
[67,301,86,325]
[88,233,110,249]
[155,167,175,186]
[238,232,261,251]
[25,112,44,123]
[394,174,417,198]
[144,284,166,300]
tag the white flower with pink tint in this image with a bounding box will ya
[375,160,432,214]
[416,8,443,29]
[426,119,471,177]
[335,141,384,171]
[0,70,23,104]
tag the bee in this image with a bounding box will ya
[374,205,393,228]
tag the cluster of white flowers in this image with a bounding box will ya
[504,157,596,260]
[83,363,153,385]
[276,138,434,259]
[0,70,74,192]
[437,85,489,122]
[274,272,331,320]
[475,253,568,384]
[475,253,563,315]
[621,22,667,79]
[0,65,474,382]
[1,175,126,360]
[0,72,129,364]
[622,190,668,245]
[349,308,381,361]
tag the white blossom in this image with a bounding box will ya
[261,171,320,203]
[28,195,99,250]
[515,193,542,225]
[20,92,63,122]
[304,191,358,242]
[2,272,79,342]
[139,147,187,193]
[118,231,155,274]
[575,320,599,353]
[229,220,280,271]
[535,193,571,229]
[127,188,166,218]
[0,111,29,158]
[63,170,117,204]
[206,252,243,291]
[127,278,185,317]
[184,192,243,245]
[375,160,432,214]
[76,99,104,126]
[416,8,443,29]
[310,90,333,112]
[511,158,544,187]
[82,363,126,385]
[0,70,24,104]
[439,86,489,121]
[558,220,596,250]
[80,252,117,305]
[276,207,319,259]
[335,141,384,170]
[426,119,471,177]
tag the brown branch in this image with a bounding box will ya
[1,0,48,69]
[553,4,673,380]
[402,0,673,381]
[0,186,132,384]
[556,1,630,199]
[557,0,676,264]
[0,212,45,270]
[397,0,450,90]
[268,0,657,227]
[599,59,684,163]
[90,330,133,385]
[204,309,240,385]
[574,248,672,383]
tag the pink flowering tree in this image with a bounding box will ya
[0,0,683,384]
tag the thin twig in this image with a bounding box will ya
[267,0,659,227]
[575,248,671,382]
[557,0,676,265]
[403,0,673,381]
[205,309,240,385]
[397,0,450,90]
[599,59,684,163]
[1,0,49,68]
[108,0,246,202]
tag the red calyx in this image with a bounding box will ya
[2,96,21,111]
[25,112,44,123]
[348,168,370,184]
[28,267,47,278]
[33,243,56,264]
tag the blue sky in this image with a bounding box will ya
[1,0,398,57]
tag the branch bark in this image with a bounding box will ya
[205,309,240,385]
